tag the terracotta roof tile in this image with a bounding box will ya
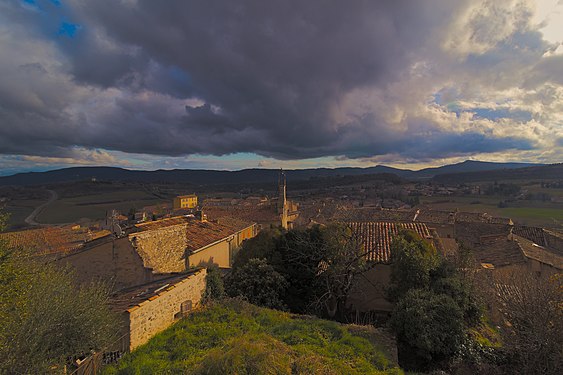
[0,226,111,255]
[514,235,563,270]
[347,222,432,263]
[513,226,547,247]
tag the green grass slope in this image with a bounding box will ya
[104,299,402,374]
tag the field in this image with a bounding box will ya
[39,190,166,224]
[104,299,401,374]
[420,195,563,229]
[2,183,170,228]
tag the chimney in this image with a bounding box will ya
[195,209,207,222]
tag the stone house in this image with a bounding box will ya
[110,268,207,351]
[345,221,435,313]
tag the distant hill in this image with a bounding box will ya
[0,161,541,186]
[434,163,563,183]
[412,160,539,179]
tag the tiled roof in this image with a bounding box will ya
[334,208,416,223]
[135,216,191,231]
[109,269,204,312]
[513,226,547,247]
[347,222,432,263]
[414,209,455,224]
[0,226,111,256]
[473,236,526,268]
[132,215,254,254]
[186,218,254,252]
[203,206,279,225]
[514,235,563,270]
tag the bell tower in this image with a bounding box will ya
[278,169,288,229]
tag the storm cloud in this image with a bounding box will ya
[0,0,561,169]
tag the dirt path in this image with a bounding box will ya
[25,189,58,226]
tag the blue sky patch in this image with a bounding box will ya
[58,21,80,37]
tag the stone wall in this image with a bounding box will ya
[130,224,189,273]
[126,269,207,350]
[347,264,393,313]
[58,237,153,290]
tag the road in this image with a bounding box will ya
[25,189,58,226]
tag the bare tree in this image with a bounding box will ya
[494,270,562,375]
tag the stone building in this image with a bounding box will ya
[110,269,207,351]
[131,215,257,271]
[345,221,435,313]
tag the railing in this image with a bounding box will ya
[69,333,129,375]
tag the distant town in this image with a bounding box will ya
[0,162,561,373]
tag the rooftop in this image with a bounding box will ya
[473,235,526,268]
[110,269,204,312]
[512,226,547,247]
[186,217,254,253]
[0,226,111,256]
[514,235,563,270]
[135,216,191,231]
[347,221,432,263]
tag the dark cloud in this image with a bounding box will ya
[0,0,558,164]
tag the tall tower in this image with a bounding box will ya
[278,169,288,229]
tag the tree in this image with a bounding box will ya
[229,224,370,319]
[0,214,118,374]
[390,288,465,371]
[495,271,562,375]
[307,224,367,319]
[387,230,441,302]
[387,232,483,371]
[226,258,289,310]
[231,228,281,269]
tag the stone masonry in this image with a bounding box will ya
[130,223,189,273]
[125,268,206,350]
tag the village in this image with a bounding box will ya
[0,169,561,373]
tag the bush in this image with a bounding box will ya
[226,258,289,310]
[0,242,118,373]
[202,265,225,302]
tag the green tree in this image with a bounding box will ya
[230,224,369,318]
[387,231,441,302]
[387,232,482,371]
[232,227,281,269]
[306,224,367,319]
[390,289,465,371]
[0,214,118,374]
[226,258,288,310]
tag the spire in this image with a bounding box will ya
[278,169,288,229]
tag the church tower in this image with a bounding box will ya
[278,169,288,229]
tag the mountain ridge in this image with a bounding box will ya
[0,160,543,186]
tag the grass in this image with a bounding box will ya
[104,299,402,374]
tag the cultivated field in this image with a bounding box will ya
[420,195,563,229]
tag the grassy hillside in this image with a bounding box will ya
[104,300,402,374]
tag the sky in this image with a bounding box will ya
[0,0,562,175]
